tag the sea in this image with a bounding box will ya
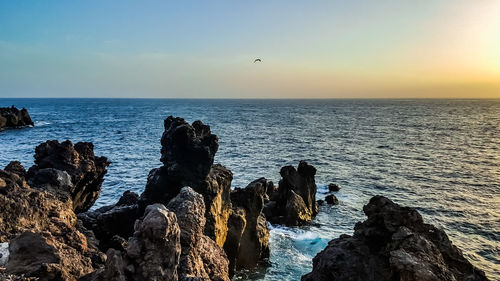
[0,98,499,280]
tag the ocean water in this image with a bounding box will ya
[0,98,499,280]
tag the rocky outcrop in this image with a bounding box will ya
[325,194,338,205]
[0,106,34,131]
[87,204,182,281]
[224,178,270,275]
[264,161,318,226]
[27,140,110,213]
[78,191,140,252]
[0,162,102,281]
[301,196,490,281]
[167,187,230,281]
[139,116,232,247]
[328,183,340,192]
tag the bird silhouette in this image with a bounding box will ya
[254,58,262,63]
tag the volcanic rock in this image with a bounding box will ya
[167,187,230,281]
[328,183,340,192]
[27,140,110,213]
[264,161,318,226]
[0,106,34,130]
[301,196,490,281]
[325,194,338,205]
[140,117,232,247]
[88,204,181,281]
[224,178,270,275]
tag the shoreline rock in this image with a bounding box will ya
[301,196,490,281]
[264,161,318,226]
[0,106,34,131]
[27,140,110,213]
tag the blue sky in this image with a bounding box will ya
[1,1,499,98]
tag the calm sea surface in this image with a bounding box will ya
[0,99,499,280]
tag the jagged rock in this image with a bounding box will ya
[140,117,219,206]
[6,231,94,281]
[127,204,181,280]
[88,204,181,281]
[139,117,232,247]
[264,161,318,226]
[0,164,75,241]
[4,161,26,177]
[301,196,490,281]
[224,178,270,274]
[27,140,110,213]
[160,116,218,185]
[78,202,139,252]
[197,164,232,247]
[167,187,230,281]
[328,183,340,192]
[0,159,103,281]
[325,194,338,205]
[0,106,33,130]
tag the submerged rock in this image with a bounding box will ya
[301,196,490,281]
[325,194,338,205]
[27,140,110,213]
[224,178,271,275]
[0,106,34,130]
[264,161,318,226]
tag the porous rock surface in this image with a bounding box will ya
[139,116,232,247]
[301,196,490,281]
[0,106,34,130]
[27,140,110,213]
[264,161,318,226]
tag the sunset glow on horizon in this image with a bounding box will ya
[1,0,499,98]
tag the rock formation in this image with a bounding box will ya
[224,178,271,276]
[328,183,340,192]
[27,140,110,213]
[78,191,140,252]
[0,162,103,281]
[0,106,34,130]
[167,187,230,281]
[264,161,318,226]
[86,204,182,281]
[301,196,490,281]
[325,194,338,205]
[139,116,232,247]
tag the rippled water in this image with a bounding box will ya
[0,98,499,280]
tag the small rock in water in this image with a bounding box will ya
[328,183,340,192]
[317,199,324,206]
[325,194,339,205]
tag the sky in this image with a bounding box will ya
[0,0,499,98]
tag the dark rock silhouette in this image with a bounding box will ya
[325,194,338,205]
[139,116,232,247]
[0,106,34,131]
[27,140,110,213]
[224,178,271,275]
[264,161,318,226]
[328,183,340,192]
[78,191,140,252]
[301,196,490,281]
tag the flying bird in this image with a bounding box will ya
[254,58,262,63]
